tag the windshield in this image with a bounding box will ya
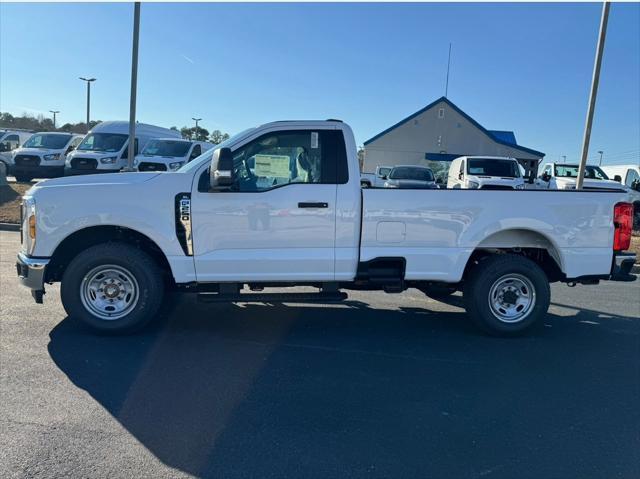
[22,133,72,150]
[389,167,434,181]
[554,165,609,180]
[177,128,255,173]
[467,158,520,177]
[77,133,128,152]
[141,139,191,158]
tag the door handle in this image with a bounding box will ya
[298,202,328,208]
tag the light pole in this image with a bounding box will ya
[192,117,202,140]
[79,77,96,132]
[577,1,610,189]
[597,150,604,166]
[125,1,141,171]
[49,110,59,129]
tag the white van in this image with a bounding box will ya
[0,129,34,172]
[447,156,525,190]
[10,132,83,182]
[64,121,180,175]
[133,138,213,172]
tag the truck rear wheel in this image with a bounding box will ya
[61,242,164,334]
[463,254,550,336]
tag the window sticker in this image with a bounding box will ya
[311,132,319,149]
[253,154,291,177]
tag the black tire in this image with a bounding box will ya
[61,242,164,334]
[463,254,550,336]
[421,284,458,298]
[14,173,32,183]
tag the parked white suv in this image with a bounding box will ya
[133,138,213,172]
[16,120,636,336]
[10,132,83,182]
[447,156,525,190]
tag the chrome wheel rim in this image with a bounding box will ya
[488,273,536,323]
[80,265,139,320]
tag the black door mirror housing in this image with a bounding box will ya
[541,172,551,182]
[210,147,235,190]
[613,175,622,183]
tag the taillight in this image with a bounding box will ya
[613,202,633,251]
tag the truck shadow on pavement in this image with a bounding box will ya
[48,295,640,479]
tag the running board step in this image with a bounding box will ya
[197,291,348,303]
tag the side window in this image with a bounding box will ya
[189,144,201,161]
[540,165,551,178]
[225,130,338,192]
[120,138,139,159]
[0,134,20,152]
[624,169,639,187]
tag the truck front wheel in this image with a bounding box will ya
[463,254,550,336]
[61,242,164,334]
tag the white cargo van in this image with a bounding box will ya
[447,156,525,190]
[133,138,213,172]
[65,121,180,175]
[0,129,34,172]
[10,132,83,182]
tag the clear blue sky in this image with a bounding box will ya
[1,2,639,165]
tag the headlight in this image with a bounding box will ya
[133,159,139,166]
[467,180,480,189]
[562,184,576,190]
[43,153,61,161]
[384,182,398,188]
[515,183,525,190]
[100,156,118,164]
[21,197,36,255]
[169,161,185,170]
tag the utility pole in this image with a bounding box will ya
[49,110,59,129]
[598,150,604,166]
[577,1,610,189]
[562,155,567,162]
[125,2,141,172]
[445,43,452,98]
[192,117,202,140]
[79,77,96,132]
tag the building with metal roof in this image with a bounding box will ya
[362,97,545,178]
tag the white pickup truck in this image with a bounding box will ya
[16,120,636,336]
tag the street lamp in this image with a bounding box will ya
[192,117,202,140]
[79,77,96,132]
[49,110,60,129]
[597,150,604,166]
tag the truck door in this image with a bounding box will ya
[191,128,342,282]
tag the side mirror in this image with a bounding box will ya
[613,175,622,183]
[458,172,464,180]
[436,177,443,184]
[632,179,640,191]
[209,147,235,190]
[380,175,387,180]
[541,172,551,182]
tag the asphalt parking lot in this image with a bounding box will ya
[1,230,639,479]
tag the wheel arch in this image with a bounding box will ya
[45,225,174,285]
[463,228,565,282]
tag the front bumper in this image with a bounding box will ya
[12,164,64,178]
[16,252,50,303]
[64,166,116,176]
[610,252,637,282]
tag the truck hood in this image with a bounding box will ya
[555,177,625,190]
[14,147,62,157]
[473,176,523,186]
[27,172,161,192]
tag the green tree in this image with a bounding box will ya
[210,130,230,145]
